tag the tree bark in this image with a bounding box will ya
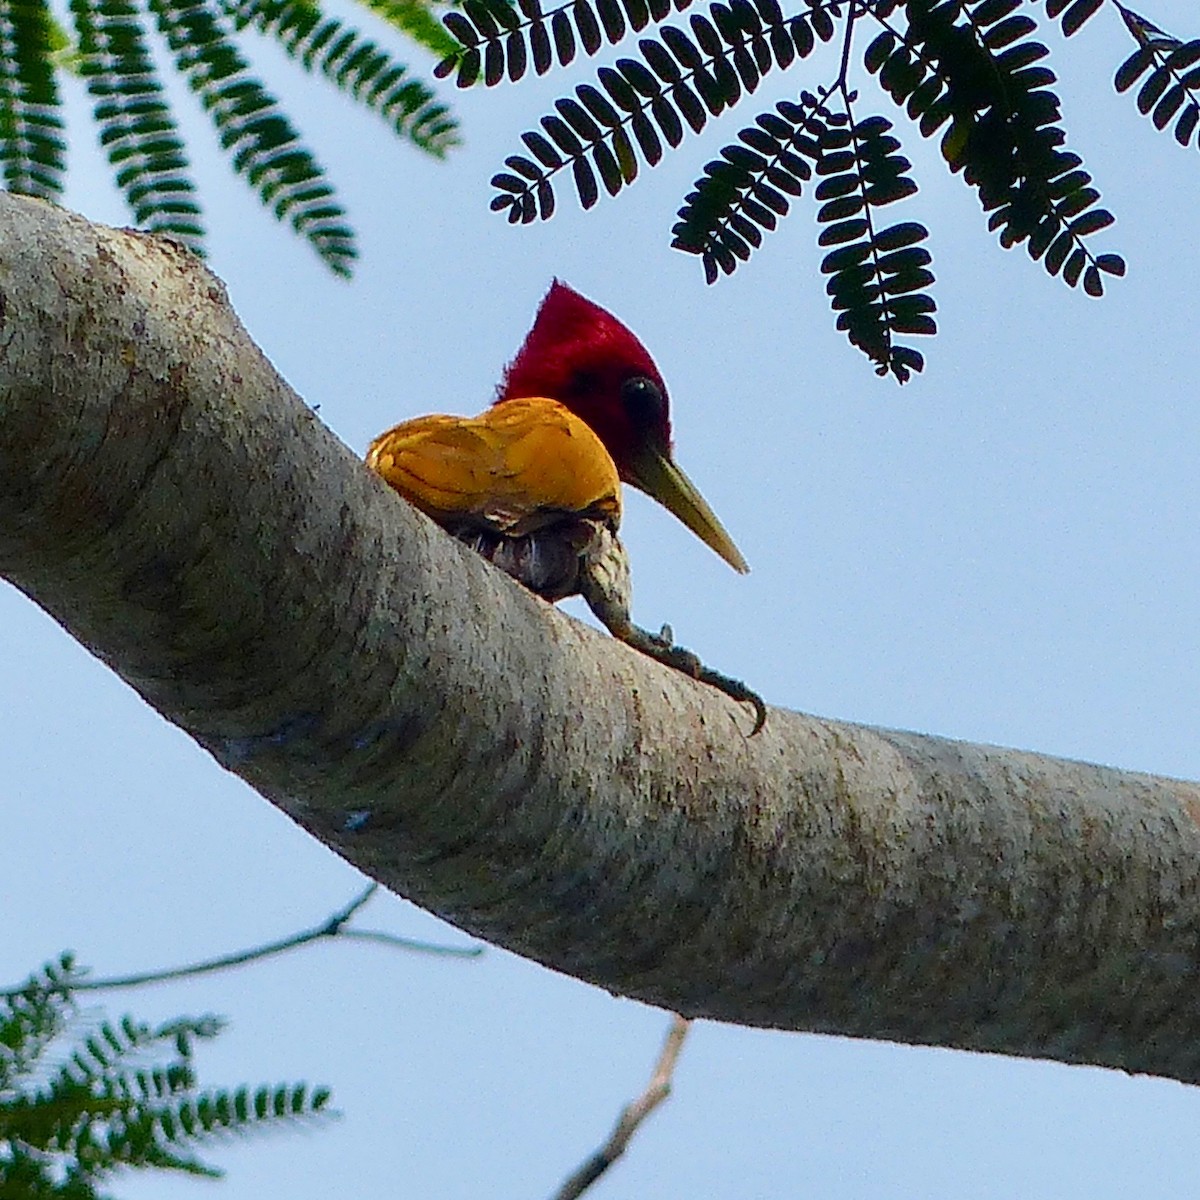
[4,193,1200,1083]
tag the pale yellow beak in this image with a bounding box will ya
[629,445,749,574]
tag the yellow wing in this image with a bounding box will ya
[366,397,621,535]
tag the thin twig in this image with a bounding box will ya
[1,883,482,997]
[552,1015,692,1200]
[837,0,859,86]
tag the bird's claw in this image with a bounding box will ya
[579,528,765,735]
[694,663,768,736]
[630,622,767,736]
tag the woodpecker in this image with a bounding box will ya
[367,281,764,733]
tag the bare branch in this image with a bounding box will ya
[0,884,482,997]
[5,195,1200,1083]
[553,1015,691,1200]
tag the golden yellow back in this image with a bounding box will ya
[366,397,622,536]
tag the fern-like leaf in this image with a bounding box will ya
[490,0,832,219]
[673,91,932,379]
[820,112,931,381]
[0,0,66,197]
[0,954,78,1091]
[436,0,824,86]
[814,105,934,382]
[866,0,1123,293]
[1,955,334,1190]
[671,90,821,278]
[360,0,462,60]
[147,0,355,276]
[1113,6,1200,153]
[474,0,1167,372]
[226,0,457,154]
[70,0,203,250]
[1039,0,1103,39]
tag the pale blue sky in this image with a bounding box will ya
[4,0,1200,1195]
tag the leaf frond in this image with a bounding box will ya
[1112,5,1200,154]
[1,954,335,1190]
[0,0,66,197]
[489,0,839,219]
[146,0,356,275]
[0,954,79,1091]
[671,86,933,381]
[437,0,839,86]
[866,0,1123,293]
[671,88,823,279]
[813,100,934,382]
[70,0,204,250]
[225,0,458,155]
[360,0,461,59]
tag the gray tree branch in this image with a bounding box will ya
[553,1015,691,1200]
[4,194,1200,1083]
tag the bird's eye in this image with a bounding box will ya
[620,376,664,428]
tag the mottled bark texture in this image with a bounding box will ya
[4,194,1200,1082]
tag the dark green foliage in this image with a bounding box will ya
[865,0,1117,297]
[813,104,932,382]
[149,0,357,275]
[229,0,456,155]
[0,0,458,276]
[359,0,463,62]
[0,954,333,1199]
[0,0,66,198]
[1113,5,1200,150]
[670,93,820,278]
[439,0,1199,378]
[437,0,840,87]
[674,92,932,380]
[483,0,834,223]
[71,0,203,250]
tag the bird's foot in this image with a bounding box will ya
[626,622,767,737]
[579,526,766,735]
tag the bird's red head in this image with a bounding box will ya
[495,281,749,574]
[497,279,673,481]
